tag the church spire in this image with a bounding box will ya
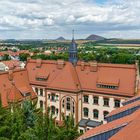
[69,29,78,65]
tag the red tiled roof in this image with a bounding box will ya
[109,110,140,140]
[26,59,137,97]
[77,108,140,140]
[2,60,21,70]
[0,69,36,107]
[106,100,140,117]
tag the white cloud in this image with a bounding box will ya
[0,0,139,39]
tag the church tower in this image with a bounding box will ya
[69,30,78,65]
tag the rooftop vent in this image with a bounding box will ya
[57,60,65,69]
[36,59,42,68]
[89,61,98,72]
[81,61,85,71]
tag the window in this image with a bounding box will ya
[51,94,55,101]
[80,129,83,134]
[56,108,58,114]
[103,111,109,119]
[114,99,120,108]
[40,89,43,96]
[35,88,38,94]
[73,102,75,113]
[56,95,59,101]
[97,84,118,90]
[104,98,109,106]
[93,109,99,119]
[83,95,89,103]
[48,94,50,99]
[93,96,99,105]
[23,92,31,97]
[40,100,43,108]
[66,97,71,110]
[51,106,55,114]
[83,107,89,117]
[36,77,47,81]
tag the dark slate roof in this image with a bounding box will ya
[79,119,102,127]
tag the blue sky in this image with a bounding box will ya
[0,0,140,39]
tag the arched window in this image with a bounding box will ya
[66,97,71,110]
[104,111,109,119]
[83,107,89,117]
[40,100,43,108]
[93,96,99,104]
[51,106,55,114]
[93,109,99,119]
[40,89,43,96]
[72,102,75,114]
[103,98,109,106]
[83,95,89,103]
[62,99,65,108]
[114,99,120,108]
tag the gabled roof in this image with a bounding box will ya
[48,62,81,91]
[0,69,36,107]
[8,84,23,102]
[109,110,140,140]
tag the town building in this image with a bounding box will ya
[0,60,25,72]
[25,36,139,132]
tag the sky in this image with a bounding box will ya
[0,0,140,39]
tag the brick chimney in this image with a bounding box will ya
[89,61,98,72]
[81,61,85,71]
[36,59,42,68]
[57,60,65,69]
[8,70,13,81]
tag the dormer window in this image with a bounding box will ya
[97,84,118,90]
[97,78,119,90]
[36,77,47,81]
[18,87,31,97]
[24,92,31,97]
[36,71,49,81]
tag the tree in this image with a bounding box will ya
[2,54,10,61]
[19,53,30,61]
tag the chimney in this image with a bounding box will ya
[36,59,42,68]
[89,61,98,72]
[27,57,31,61]
[81,61,85,71]
[8,70,13,81]
[57,60,65,69]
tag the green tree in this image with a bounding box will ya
[19,53,30,61]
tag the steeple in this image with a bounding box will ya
[69,30,78,65]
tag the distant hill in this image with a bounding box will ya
[96,38,140,44]
[86,34,105,41]
[56,36,66,41]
